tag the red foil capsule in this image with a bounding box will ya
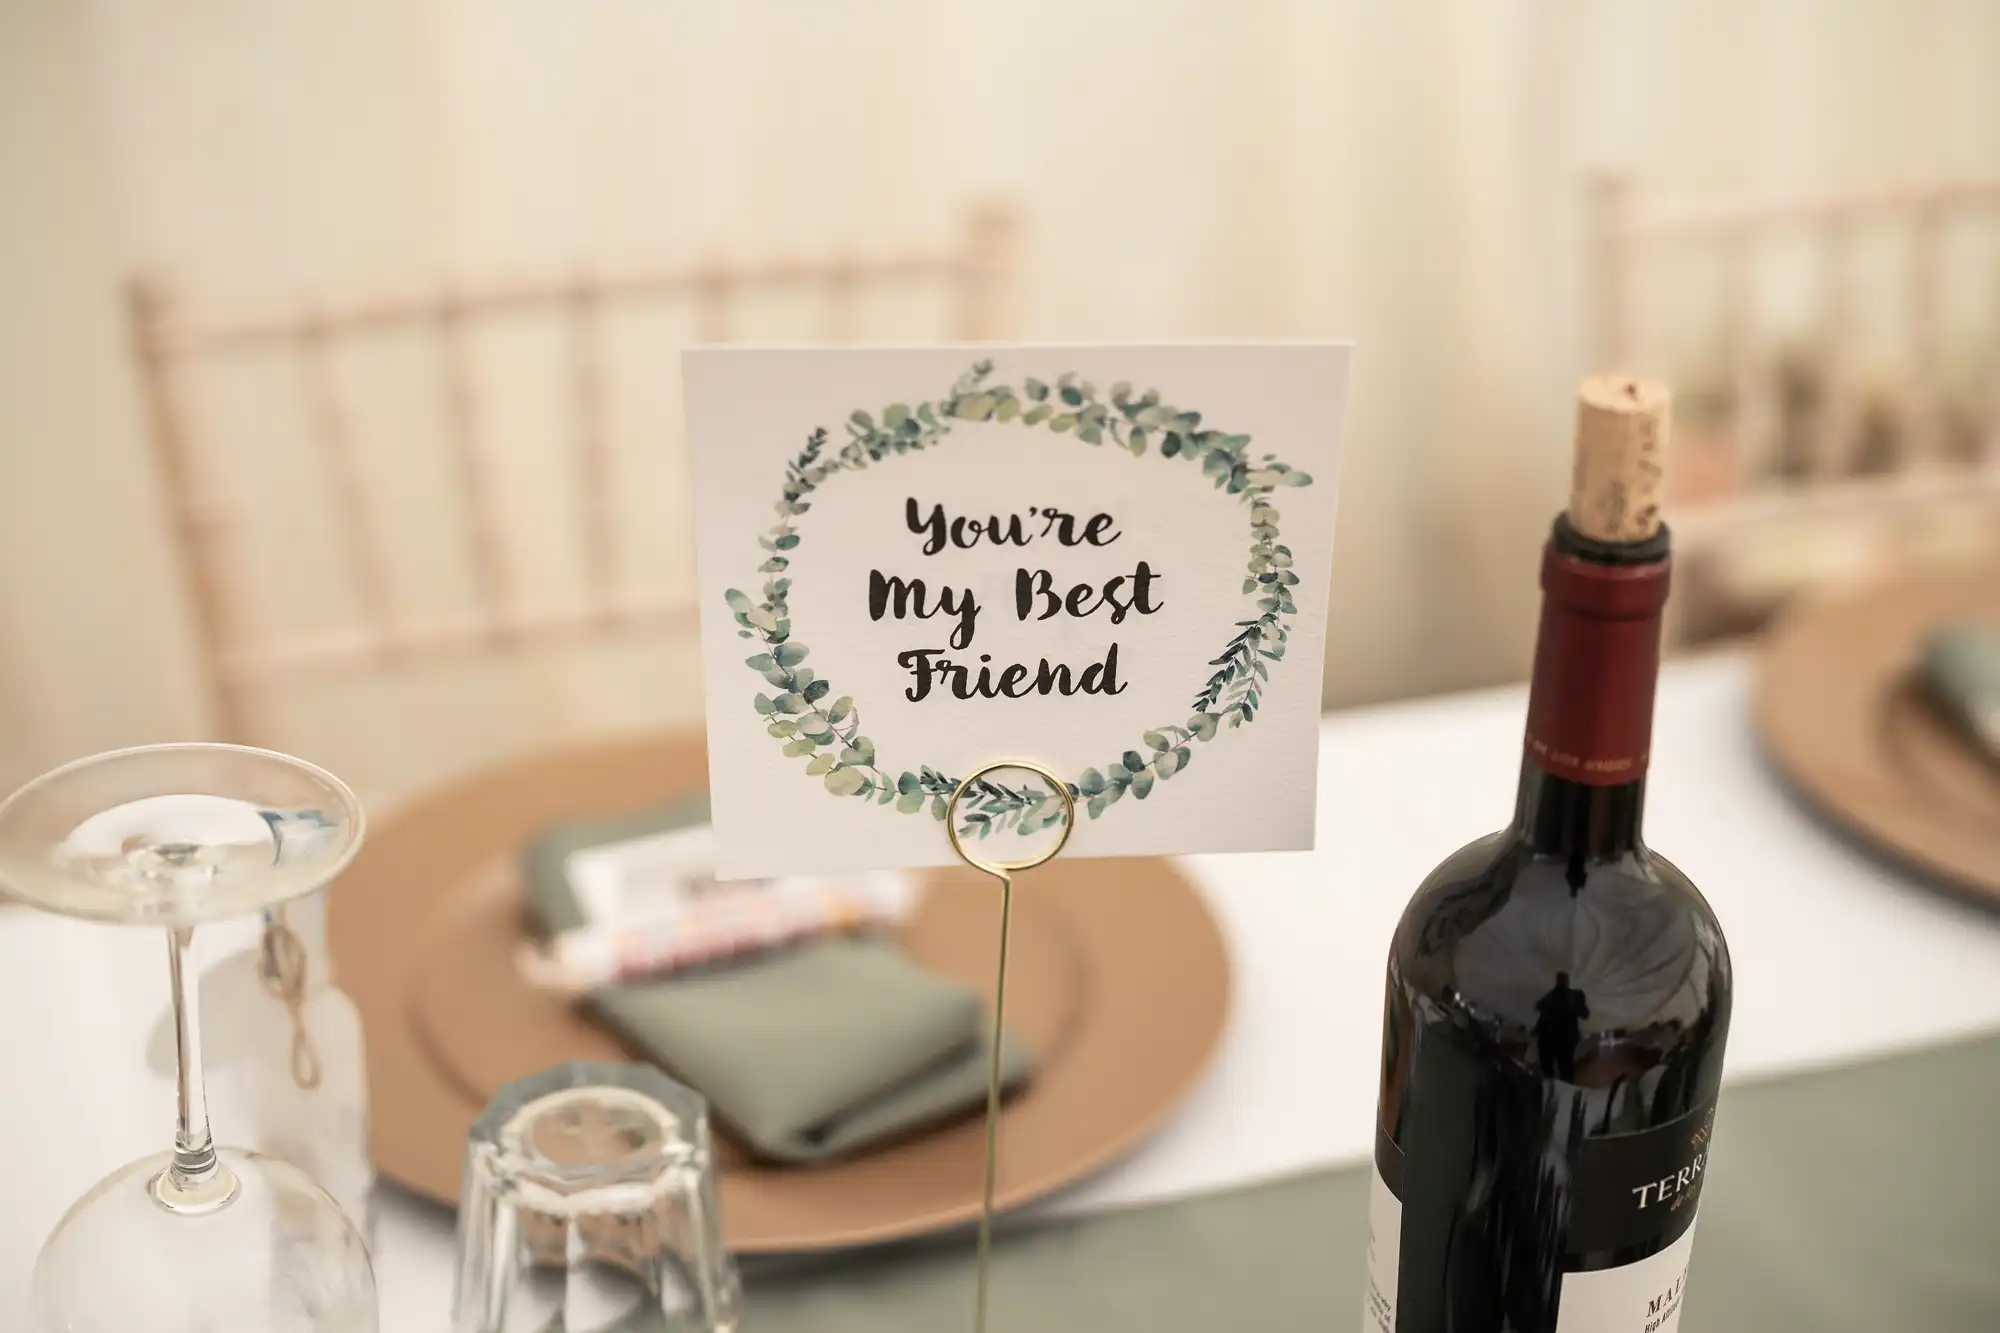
[1522,546,1672,785]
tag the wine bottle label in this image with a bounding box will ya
[1362,1096,1715,1331]
[1566,1096,1714,1254]
[1361,1158,1401,1332]
[1548,1222,1696,1332]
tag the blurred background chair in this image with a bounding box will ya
[1589,172,2000,643]
[121,203,1020,804]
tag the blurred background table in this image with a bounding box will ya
[6,646,1979,1327]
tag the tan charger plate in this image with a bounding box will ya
[1756,561,2000,900]
[328,731,1231,1252]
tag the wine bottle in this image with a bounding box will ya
[1362,377,1731,1333]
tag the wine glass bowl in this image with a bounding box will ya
[0,743,377,1333]
[31,1149,377,1333]
[0,742,362,927]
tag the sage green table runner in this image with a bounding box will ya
[742,1031,2000,1331]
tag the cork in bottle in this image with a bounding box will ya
[1568,374,1669,544]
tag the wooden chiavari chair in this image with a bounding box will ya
[1589,174,2000,639]
[125,203,1021,761]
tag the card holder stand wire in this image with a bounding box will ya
[943,759,1075,1333]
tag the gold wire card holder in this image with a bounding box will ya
[943,758,1076,1333]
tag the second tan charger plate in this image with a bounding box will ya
[329,731,1231,1252]
[1756,560,2000,901]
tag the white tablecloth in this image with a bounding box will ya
[5,652,1999,1328]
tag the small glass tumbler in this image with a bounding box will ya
[452,1062,741,1333]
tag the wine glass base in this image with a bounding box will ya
[33,1147,378,1333]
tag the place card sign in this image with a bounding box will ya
[687,345,1349,879]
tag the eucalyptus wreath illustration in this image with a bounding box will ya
[724,360,1313,838]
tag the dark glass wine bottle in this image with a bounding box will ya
[1362,379,1731,1333]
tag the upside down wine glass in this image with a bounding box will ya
[0,743,378,1333]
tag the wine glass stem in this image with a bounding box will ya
[155,924,239,1210]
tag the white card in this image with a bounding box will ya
[686,345,1349,880]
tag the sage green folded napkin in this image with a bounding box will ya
[522,803,1034,1165]
[1922,619,2000,763]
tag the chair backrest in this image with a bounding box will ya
[126,203,1021,747]
[1588,173,2000,546]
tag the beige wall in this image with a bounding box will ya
[3,1,1996,803]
